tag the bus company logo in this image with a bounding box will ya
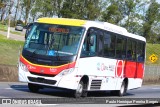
[40,69,44,73]
[115,60,124,77]
[97,63,108,71]
[50,68,57,73]
[27,65,36,70]
[108,65,115,71]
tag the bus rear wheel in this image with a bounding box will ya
[28,83,40,93]
[118,81,127,96]
[110,81,127,96]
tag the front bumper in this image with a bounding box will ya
[18,64,81,90]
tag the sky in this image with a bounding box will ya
[7,0,160,23]
[157,0,160,3]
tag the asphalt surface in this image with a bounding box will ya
[0,27,25,41]
[0,82,160,98]
[0,82,160,107]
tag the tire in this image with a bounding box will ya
[81,83,88,97]
[118,81,127,96]
[74,81,88,98]
[110,81,127,97]
[28,83,40,93]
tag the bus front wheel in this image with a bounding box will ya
[74,81,87,98]
[28,83,40,93]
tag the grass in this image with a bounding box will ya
[0,24,7,32]
[0,34,24,65]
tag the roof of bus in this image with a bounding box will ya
[37,17,87,26]
[37,17,146,42]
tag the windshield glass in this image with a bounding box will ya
[24,23,85,56]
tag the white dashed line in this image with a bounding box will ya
[5,87,28,90]
[35,104,58,106]
[151,88,160,90]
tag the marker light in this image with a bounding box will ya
[57,68,74,77]
[19,61,28,72]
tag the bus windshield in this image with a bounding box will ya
[24,23,85,57]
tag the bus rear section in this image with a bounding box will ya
[77,26,145,97]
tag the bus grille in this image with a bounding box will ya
[90,80,102,90]
[28,77,57,85]
[29,71,56,77]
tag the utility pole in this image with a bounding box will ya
[7,0,11,39]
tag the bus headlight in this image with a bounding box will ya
[57,68,74,77]
[19,61,28,72]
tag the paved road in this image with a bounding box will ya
[0,82,160,107]
[0,27,25,41]
[0,82,160,98]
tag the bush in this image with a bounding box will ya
[2,20,24,27]
[16,20,24,25]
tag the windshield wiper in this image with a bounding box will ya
[30,44,43,57]
[30,48,38,57]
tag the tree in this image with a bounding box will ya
[101,0,148,35]
[54,0,63,18]
[14,0,19,25]
[20,0,35,24]
[142,0,160,41]
[0,0,7,22]
[101,2,122,24]
[60,0,102,20]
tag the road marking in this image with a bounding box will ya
[35,104,58,106]
[153,88,160,89]
[5,87,28,90]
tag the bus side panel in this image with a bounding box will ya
[124,61,144,89]
[100,77,119,90]
[115,78,124,90]
[77,57,118,90]
[124,61,136,78]
[136,63,144,78]
[128,78,142,90]
[124,61,144,79]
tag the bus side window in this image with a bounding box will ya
[116,37,126,59]
[103,32,116,58]
[98,34,104,56]
[80,28,97,57]
[90,34,96,54]
[127,39,136,61]
[137,42,145,62]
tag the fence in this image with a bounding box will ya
[143,65,160,84]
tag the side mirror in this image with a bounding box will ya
[90,36,94,46]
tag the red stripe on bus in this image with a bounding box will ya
[124,61,144,79]
[20,55,76,75]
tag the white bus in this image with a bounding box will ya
[18,18,146,98]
